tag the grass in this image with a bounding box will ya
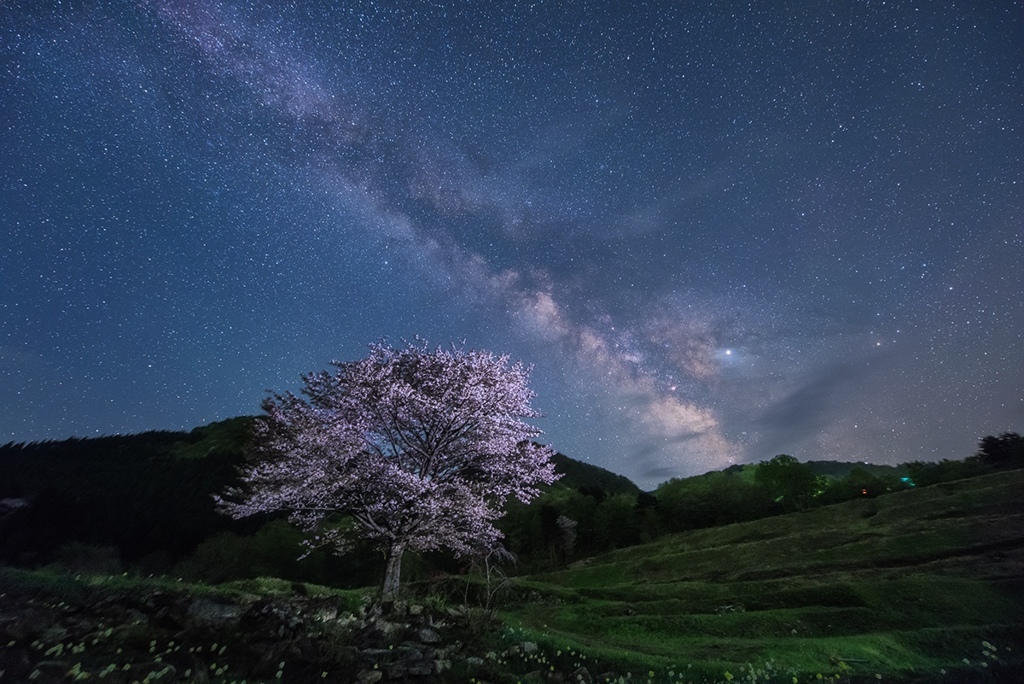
[3,469,1022,682]
[500,469,1024,682]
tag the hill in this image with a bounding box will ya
[0,420,251,566]
[548,452,641,495]
[0,418,641,574]
[803,459,903,479]
[503,468,1024,682]
[2,420,1023,681]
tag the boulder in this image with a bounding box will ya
[186,598,243,630]
[417,625,441,644]
[357,668,384,683]
[27,660,72,684]
[570,665,593,683]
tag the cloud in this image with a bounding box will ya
[643,314,729,382]
[515,290,571,342]
[748,360,864,458]
[564,319,736,481]
[619,171,732,239]
[642,464,689,481]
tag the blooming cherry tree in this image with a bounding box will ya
[218,340,558,600]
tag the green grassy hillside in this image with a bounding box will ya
[502,469,1024,682]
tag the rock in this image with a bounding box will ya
[521,641,539,654]
[0,607,54,640]
[385,662,408,678]
[128,661,178,681]
[570,665,594,683]
[38,625,69,644]
[150,603,186,631]
[309,600,339,622]
[407,662,433,676]
[335,613,359,628]
[124,608,148,624]
[417,626,441,643]
[408,604,424,616]
[382,620,407,640]
[397,645,424,664]
[28,660,72,684]
[357,667,384,683]
[186,598,243,630]
[464,656,485,667]
[242,598,305,641]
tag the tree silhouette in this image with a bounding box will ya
[754,454,817,511]
[976,432,1024,469]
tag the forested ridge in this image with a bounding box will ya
[2,418,1020,584]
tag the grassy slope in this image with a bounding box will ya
[503,469,1024,681]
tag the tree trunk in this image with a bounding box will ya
[381,541,406,602]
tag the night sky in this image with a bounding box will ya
[2,1,1022,488]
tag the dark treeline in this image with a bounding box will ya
[0,420,254,569]
[1,419,1021,584]
[0,418,386,588]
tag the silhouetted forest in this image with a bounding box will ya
[1,418,1021,584]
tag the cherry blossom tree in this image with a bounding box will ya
[217,340,558,601]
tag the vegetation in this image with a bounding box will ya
[503,468,1024,682]
[2,421,1022,681]
[220,340,558,601]
[0,420,251,568]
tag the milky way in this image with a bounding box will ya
[2,1,1022,488]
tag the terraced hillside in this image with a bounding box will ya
[504,469,1024,682]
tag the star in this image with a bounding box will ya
[0,0,1020,488]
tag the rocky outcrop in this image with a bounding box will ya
[0,578,563,683]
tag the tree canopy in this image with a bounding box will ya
[217,340,558,600]
[754,454,818,511]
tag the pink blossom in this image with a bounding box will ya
[217,340,559,599]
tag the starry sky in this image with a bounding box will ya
[2,1,1022,489]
